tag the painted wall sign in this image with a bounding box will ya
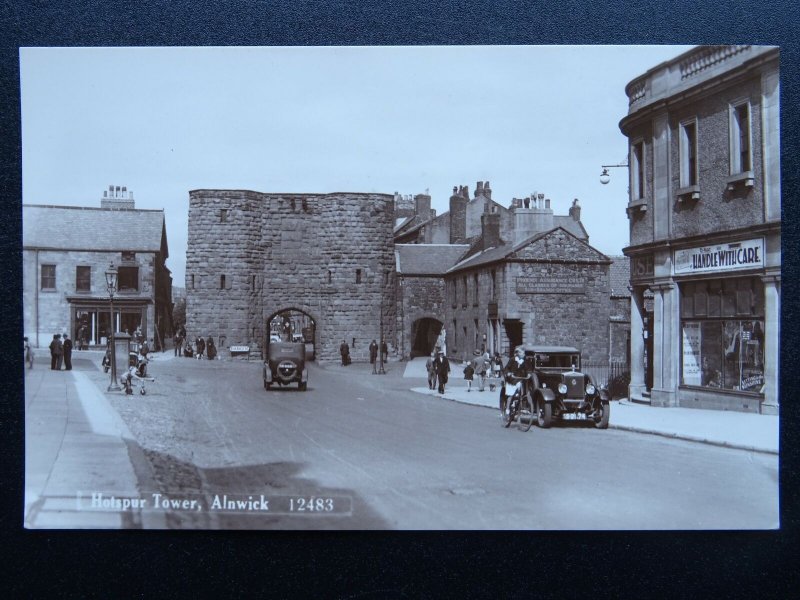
[516,275,586,294]
[673,238,764,275]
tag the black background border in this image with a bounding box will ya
[2,1,798,596]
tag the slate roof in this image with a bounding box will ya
[395,244,470,275]
[448,227,609,274]
[23,204,168,257]
[554,215,588,240]
[609,255,631,297]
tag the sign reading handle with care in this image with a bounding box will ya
[674,238,764,276]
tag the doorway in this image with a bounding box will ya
[410,318,443,358]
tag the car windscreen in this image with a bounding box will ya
[534,353,580,369]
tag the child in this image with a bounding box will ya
[463,361,475,392]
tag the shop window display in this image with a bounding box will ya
[680,278,764,393]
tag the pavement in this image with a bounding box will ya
[24,352,165,529]
[403,358,779,455]
[23,351,778,529]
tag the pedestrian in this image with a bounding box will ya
[63,334,73,371]
[435,350,450,394]
[174,331,183,356]
[369,339,378,373]
[49,334,63,370]
[207,337,217,360]
[140,338,150,358]
[340,340,350,366]
[24,336,34,369]
[474,350,489,392]
[380,339,388,364]
[196,336,206,360]
[463,358,475,392]
[426,352,437,390]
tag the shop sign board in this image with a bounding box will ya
[682,323,702,386]
[516,275,586,294]
[674,238,764,276]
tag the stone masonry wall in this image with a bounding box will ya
[186,190,395,363]
[23,248,158,347]
[399,276,446,358]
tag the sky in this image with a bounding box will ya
[20,45,694,285]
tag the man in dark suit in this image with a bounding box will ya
[434,351,450,394]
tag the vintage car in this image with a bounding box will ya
[263,341,308,391]
[516,344,610,429]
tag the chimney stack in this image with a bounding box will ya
[481,210,501,251]
[569,198,582,221]
[449,185,467,243]
[414,193,432,220]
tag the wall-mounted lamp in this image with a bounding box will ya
[599,159,629,185]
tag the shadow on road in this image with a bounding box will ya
[140,449,389,530]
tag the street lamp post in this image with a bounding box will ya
[105,263,121,391]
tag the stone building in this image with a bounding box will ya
[185,189,395,363]
[620,45,780,413]
[395,182,619,367]
[22,186,172,349]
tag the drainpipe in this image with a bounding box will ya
[35,249,40,347]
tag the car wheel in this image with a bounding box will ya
[536,397,552,429]
[517,391,534,432]
[594,401,610,429]
[499,390,513,428]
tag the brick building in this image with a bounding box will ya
[621,45,780,413]
[185,189,396,363]
[22,186,173,349]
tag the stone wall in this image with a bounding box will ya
[398,275,446,358]
[23,249,158,347]
[444,228,612,364]
[186,190,396,363]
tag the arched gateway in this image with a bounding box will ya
[410,317,443,358]
[266,308,316,361]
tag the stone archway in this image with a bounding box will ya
[410,317,443,359]
[266,308,317,361]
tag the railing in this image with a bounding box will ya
[582,360,630,399]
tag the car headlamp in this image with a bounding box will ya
[558,383,568,394]
[586,383,596,395]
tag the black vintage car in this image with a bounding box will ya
[263,341,308,391]
[516,344,610,429]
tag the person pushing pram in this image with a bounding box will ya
[120,348,155,395]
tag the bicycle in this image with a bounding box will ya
[499,374,534,432]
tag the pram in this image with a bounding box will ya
[120,351,155,395]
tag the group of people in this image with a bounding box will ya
[426,348,507,395]
[46,333,74,371]
[175,329,218,360]
[368,339,389,373]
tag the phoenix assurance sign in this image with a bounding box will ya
[673,238,764,276]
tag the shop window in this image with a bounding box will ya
[118,266,139,292]
[41,264,56,290]
[680,277,764,392]
[730,101,752,174]
[76,266,91,292]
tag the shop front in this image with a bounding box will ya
[630,237,778,414]
[68,296,149,348]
